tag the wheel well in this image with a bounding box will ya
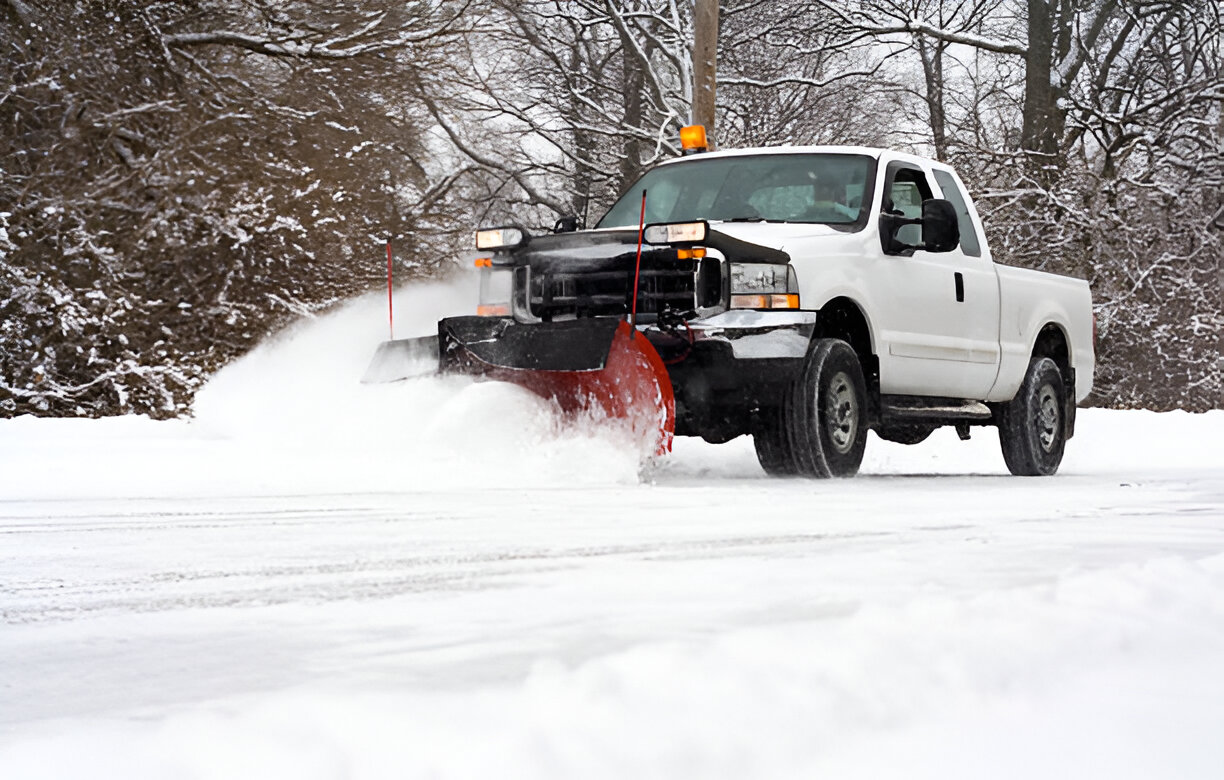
[814,297,873,359]
[1032,324,1071,380]
[814,297,879,420]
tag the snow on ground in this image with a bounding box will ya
[2,283,1223,779]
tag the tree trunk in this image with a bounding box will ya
[916,35,947,161]
[3,0,36,27]
[692,0,718,144]
[1021,0,1067,181]
[617,22,647,188]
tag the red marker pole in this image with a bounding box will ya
[386,240,394,340]
[630,189,647,339]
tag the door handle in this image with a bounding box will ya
[954,272,965,303]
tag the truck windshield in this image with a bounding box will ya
[597,153,875,229]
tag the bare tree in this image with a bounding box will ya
[692,0,718,137]
[431,0,902,228]
[717,1,901,150]
[413,0,696,228]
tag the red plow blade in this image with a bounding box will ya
[502,321,675,456]
[365,317,675,456]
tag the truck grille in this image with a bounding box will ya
[528,258,716,320]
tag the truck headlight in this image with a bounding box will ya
[730,263,800,309]
[475,226,527,251]
[643,221,708,245]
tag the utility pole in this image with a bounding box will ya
[692,0,718,146]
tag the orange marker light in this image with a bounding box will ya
[676,248,707,260]
[474,257,493,268]
[679,125,708,153]
[476,304,510,317]
[731,293,800,310]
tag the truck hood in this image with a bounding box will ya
[505,226,791,271]
[707,221,854,255]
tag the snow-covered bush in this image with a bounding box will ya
[1,1,471,417]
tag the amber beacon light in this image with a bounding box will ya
[679,125,708,154]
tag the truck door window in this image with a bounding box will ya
[882,165,933,247]
[932,170,982,257]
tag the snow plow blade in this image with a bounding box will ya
[443,317,674,455]
[365,316,674,455]
[361,335,440,384]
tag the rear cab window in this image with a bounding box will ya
[932,169,983,257]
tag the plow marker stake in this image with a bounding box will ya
[630,189,647,337]
[386,241,394,340]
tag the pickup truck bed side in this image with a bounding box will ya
[992,265,1095,404]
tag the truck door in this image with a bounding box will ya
[931,168,1002,393]
[872,161,1001,399]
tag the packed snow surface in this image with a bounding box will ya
[2,283,1223,779]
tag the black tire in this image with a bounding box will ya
[876,424,935,445]
[753,408,798,476]
[783,338,868,478]
[998,356,1066,476]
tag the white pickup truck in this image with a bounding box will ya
[386,140,1095,477]
[594,144,1093,476]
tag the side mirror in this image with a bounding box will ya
[552,216,580,234]
[878,212,910,255]
[921,199,959,253]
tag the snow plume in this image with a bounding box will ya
[190,278,645,492]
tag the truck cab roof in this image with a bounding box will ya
[654,145,946,171]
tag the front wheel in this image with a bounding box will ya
[753,407,798,477]
[784,338,868,478]
[998,356,1066,476]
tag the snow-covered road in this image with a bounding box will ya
[2,287,1222,778]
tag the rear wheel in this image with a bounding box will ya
[784,338,867,478]
[998,356,1066,476]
